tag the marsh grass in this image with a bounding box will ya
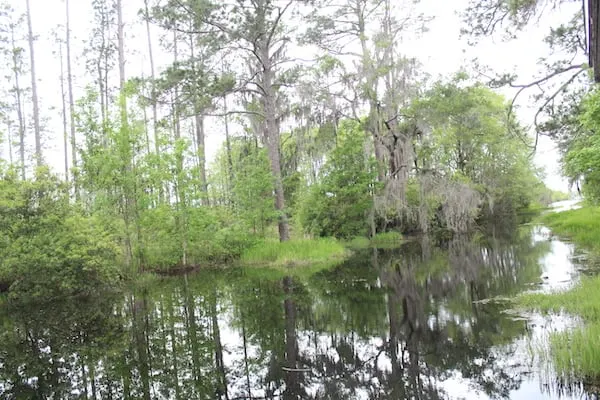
[346,236,371,250]
[520,206,600,380]
[541,206,600,252]
[370,231,403,248]
[549,324,600,380]
[346,232,403,250]
[240,238,348,267]
[519,275,600,379]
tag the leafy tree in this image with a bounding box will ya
[299,120,378,238]
[414,78,543,217]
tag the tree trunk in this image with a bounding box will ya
[223,94,234,206]
[194,114,208,205]
[25,0,42,168]
[144,0,160,155]
[59,41,69,182]
[6,120,13,165]
[117,0,126,123]
[189,33,208,204]
[66,0,78,194]
[173,30,181,139]
[261,51,290,242]
[10,24,26,180]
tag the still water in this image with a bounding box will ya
[0,214,598,399]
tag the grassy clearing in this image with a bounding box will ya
[240,238,348,267]
[541,206,600,252]
[519,275,600,379]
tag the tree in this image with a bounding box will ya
[85,0,116,133]
[65,0,78,190]
[142,0,159,155]
[214,137,276,237]
[0,4,28,179]
[413,77,544,221]
[25,0,41,167]
[198,0,307,242]
[55,34,69,181]
[299,120,378,238]
[305,0,426,229]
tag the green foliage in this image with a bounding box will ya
[240,238,347,267]
[551,190,571,202]
[563,88,600,202]
[0,168,120,300]
[232,144,276,237]
[211,138,276,238]
[299,121,378,238]
[540,206,600,252]
[415,78,545,217]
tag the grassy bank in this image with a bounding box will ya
[240,238,348,268]
[518,205,600,380]
[540,206,600,252]
[519,276,600,379]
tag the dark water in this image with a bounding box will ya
[0,220,598,399]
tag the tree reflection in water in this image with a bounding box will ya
[2,226,599,399]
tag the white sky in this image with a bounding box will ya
[7,0,581,191]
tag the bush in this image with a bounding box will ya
[0,170,120,300]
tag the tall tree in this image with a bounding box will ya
[306,0,424,228]
[199,0,306,241]
[57,37,69,181]
[143,0,159,155]
[3,7,28,179]
[117,0,126,121]
[65,0,78,189]
[25,0,41,167]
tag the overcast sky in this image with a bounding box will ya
[9,0,582,191]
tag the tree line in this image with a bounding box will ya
[0,0,562,298]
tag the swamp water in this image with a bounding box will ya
[1,212,598,399]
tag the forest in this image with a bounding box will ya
[6,0,600,398]
[0,0,586,300]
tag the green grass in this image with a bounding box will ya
[240,238,348,267]
[346,232,403,250]
[518,275,600,379]
[370,231,403,248]
[346,236,371,250]
[549,324,600,380]
[516,206,600,380]
[541,206,600,252]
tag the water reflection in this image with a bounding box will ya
[0,226,598,399]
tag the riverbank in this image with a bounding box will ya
[518,205,600,381]
[540,205,600,251]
